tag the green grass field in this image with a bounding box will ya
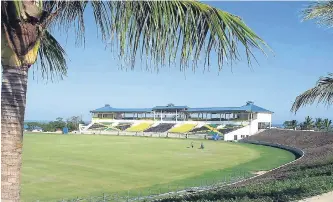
[21,133,295,201]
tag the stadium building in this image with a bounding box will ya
[80,101,273,141]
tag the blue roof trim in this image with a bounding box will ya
[91,106,152,113]
[239,103,273,113]
[91,102,273,114]
[186,107,242,112]
[153,106,188,110]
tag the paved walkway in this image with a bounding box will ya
[299,191,333,202]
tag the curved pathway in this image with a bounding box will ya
[299,191,333,202]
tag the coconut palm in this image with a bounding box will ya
[315,118,324,131]
[1,1,268,200]
[290,120,298,130]
[291,1,333,112]
[283,121,291,129]
[302,116,315,130]
[323,118,332,132]
[283,120,298,130]
[292,74,333,112]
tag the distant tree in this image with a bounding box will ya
[299,123,305,130]
[290,120,298,130]
[25,122,41,131]
[323,119,332,132]
[302,116,314,130]
[283,121,292,129]
[66,116,82,131]
[283,120,298,130]
[52,117,66,131]
[315,118,323,131]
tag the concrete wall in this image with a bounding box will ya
[223,113,272,141]
[224,119,259,141]
[256,113,272,123]
[78,130,208,140]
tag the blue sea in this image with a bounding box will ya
[272,123,284,128]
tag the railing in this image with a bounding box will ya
[91,118,248,125]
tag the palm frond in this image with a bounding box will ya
[34,30,67,81]
[45,1,269,72]
[291,73,333,113]
[303,1,333,28]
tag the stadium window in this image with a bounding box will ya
[234,135,237,140]
[241,135,245,138]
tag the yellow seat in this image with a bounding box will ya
[169,124,197,133]
[126,123,152,132]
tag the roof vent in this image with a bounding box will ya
[167,103,175,107]
[246,101,254,105]
[105,104,110,107]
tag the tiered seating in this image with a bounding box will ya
[190,126,210,133]
[190,124,221,133]
[98,122,118,131]
[115,123,132,131]
[169,124,196,133]
[144,123,175,132]
[88,123,107,130]
[126,123,152,132]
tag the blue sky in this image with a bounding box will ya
[25,1,333,124]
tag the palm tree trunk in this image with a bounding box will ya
[1,65,28,201]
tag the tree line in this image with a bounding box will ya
[25,116,85,132]
[283,116,332,132]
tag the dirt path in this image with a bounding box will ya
[299,191,333,202]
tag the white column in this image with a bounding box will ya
[176,110,178,122]
[160,110,163,121]
[153,111,155,121]
[249,112,252,135]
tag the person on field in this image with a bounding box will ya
[200,142,204,149]
[191,142,194,148]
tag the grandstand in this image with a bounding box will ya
[81,101,273,140]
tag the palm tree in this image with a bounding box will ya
[315,118,323,131]
[283,120,298,130]
[290,120,298,130]
[302,116,314,130]
[283,121,291,129]
[292,74,333,112]
[291,1,333,112]
[1,1,268,200]
[323,118,332,132]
